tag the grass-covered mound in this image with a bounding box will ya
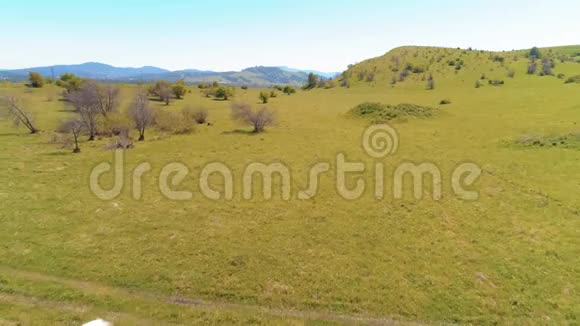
[513,132,580,148]
[349,102,436,123]
[564,75,580,84]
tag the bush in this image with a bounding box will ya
[182,106,209,124]
[507,70,516,78]
[439,99,451,105]
[349,102,435,123]
[214,86,235,100]
[325,79,336,89]
[241,85,248,90]
[527,62,537,74]
[564,75,580,84]
[154,110,195,134]
[172,79,187,99]
[283,85,296,95]
[230,103,275,133]
[28,72,44,88]
[259,91,270,104]
[98,113,131,137]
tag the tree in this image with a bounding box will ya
[97,83,120,117]
[283,85,296,95]
[527,62,538,74]
[541,58,553,76]
[55,73,82,93]
[0,96,39,134]
[426,75,435,90]
[57,118,83,153]
[172,79,186,99]
[152,80,172,105]
[28,72,44,88]
[66,83,101,140]
[529,47,541,59]
[231,103,275,133]
[214,86,234,100]
[304,73,318,90]
[259,91,270,104]
[128,90,153,141]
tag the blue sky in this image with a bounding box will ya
[1,0,579,72]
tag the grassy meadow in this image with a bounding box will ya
[1,46,580,324]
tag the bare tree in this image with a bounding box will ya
[0,96,38,133]
[57,118,83,153]
[230,103,275,133]
[66,84,100,140]
[152,80,172,105]
[159,86,172,105]
[98,84,120,117]
[128,90,153,141]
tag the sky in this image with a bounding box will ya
[1,0,579,72]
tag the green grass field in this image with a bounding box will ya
[1,46,580,325]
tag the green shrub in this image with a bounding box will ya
[564,75,580,84]
[349,102,435,123]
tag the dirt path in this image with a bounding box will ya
[0,265,417,325]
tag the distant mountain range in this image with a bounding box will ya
[0,62,340,87]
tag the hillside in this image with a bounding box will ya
[339,45,580,89]
[154,66,312,87]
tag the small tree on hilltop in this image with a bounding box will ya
[259,91,270,104]
[28,72,44,88]
[529,47,541,59]
[172,79,187,99]
[128,90,153,141]
[231,103,275,133]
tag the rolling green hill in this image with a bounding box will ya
[339,45,580,89]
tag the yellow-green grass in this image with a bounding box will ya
[0,46,580,324]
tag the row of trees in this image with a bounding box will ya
[2,80,277,154]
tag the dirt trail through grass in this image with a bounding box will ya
[0,266,414,325]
